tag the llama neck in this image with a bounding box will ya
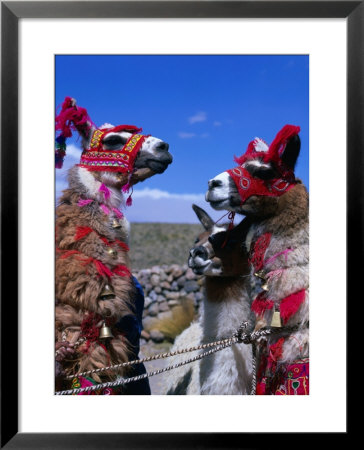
[202,276,253,341]
[75,166,124,209]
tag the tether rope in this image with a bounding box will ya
[55,322,304,395]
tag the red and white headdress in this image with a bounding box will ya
[55,97,149,173]
[226,125,301,203]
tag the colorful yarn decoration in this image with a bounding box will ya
[55,135,67,169]
[55,97,94,170]
[99,183,111,200]
[77,198,93,207]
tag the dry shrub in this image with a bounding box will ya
[155,297,196,342]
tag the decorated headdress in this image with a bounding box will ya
[55,97,149,173]
[226,124,301,203]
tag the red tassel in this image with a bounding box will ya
[251,292,274,316]
[280,289,306,324]
[113,265,131,277]
[114,239,129,252]
[74,226,93,241]
[126,195,132,207]
[94,260,114,278]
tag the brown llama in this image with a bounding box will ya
[205,125,309,395]
[164,205,254,395]
[55,97,172,394]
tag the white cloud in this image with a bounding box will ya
[63,143,82,160]
[178,132,196,139]
[188,111,207,124]
[132,187,205,202]
[127,190,224,223]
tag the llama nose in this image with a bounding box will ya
[208,179,222,189]
[191,246,208,260]
[156,141,169,152]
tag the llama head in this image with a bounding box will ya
[188,204,249,276]
[55,97,172,189]
[205,125,301,217]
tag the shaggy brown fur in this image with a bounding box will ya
[55,171,137,388]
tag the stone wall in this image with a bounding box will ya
[133,264,204,342]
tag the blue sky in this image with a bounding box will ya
[56,55,309,223]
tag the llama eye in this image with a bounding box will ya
[103,136,127,146]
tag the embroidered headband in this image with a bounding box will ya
[78,127,150,173]
[55,97,149,173]
[226,124,300,203]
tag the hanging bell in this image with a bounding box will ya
[99,284,115,300]
[270,307,282,328]
[106,247,117,259]
[99,321,114,340]
[254,270,266,280]
[112,219,122,229]
[261,281,269,291]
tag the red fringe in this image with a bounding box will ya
[251,292,274,316]
[77,164,130,173]
[280,289,306,324]
[74,226,93,241]
[114,240,129,252]
[113,265,131,277]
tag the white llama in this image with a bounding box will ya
[164,205,254,395]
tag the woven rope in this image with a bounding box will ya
[55,322,305,395]
[64,335,235,380]
[56,340,235,395]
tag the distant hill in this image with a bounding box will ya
[129,222,203,270]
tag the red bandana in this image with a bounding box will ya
[226,125,300,204]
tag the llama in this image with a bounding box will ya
[205,125,309,395]
[164,204,254,395]
[55,97,172,394]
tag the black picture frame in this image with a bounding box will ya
[1,1,356,448]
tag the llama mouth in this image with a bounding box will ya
[188,257,211,275]
[206,198,231,210]
[146,157,173,174]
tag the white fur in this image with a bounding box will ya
[163,321,202,395]
[205,172,232,209]
[77,167,124,209]
[199,290,253,395]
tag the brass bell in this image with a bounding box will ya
[99,284,115,300]
[261,281,269,291]
[112,219,122,229]
[107,247,117,259]
[254,271,265,280]
[99,321,114,340]
[270,307,282,328]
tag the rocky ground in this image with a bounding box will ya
[132,263,205,395]
[133,263,203,342]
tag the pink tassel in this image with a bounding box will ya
[122,183,131,193]
[112,208,123,219]
[99,183,111,199]
[126,195,133,207]
[78,199,93,207]
[100,204,110,215]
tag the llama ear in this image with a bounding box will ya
[192,204,214,230]
[280,134,301,169]
[244,161,278,180]
[230,217,251,239]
